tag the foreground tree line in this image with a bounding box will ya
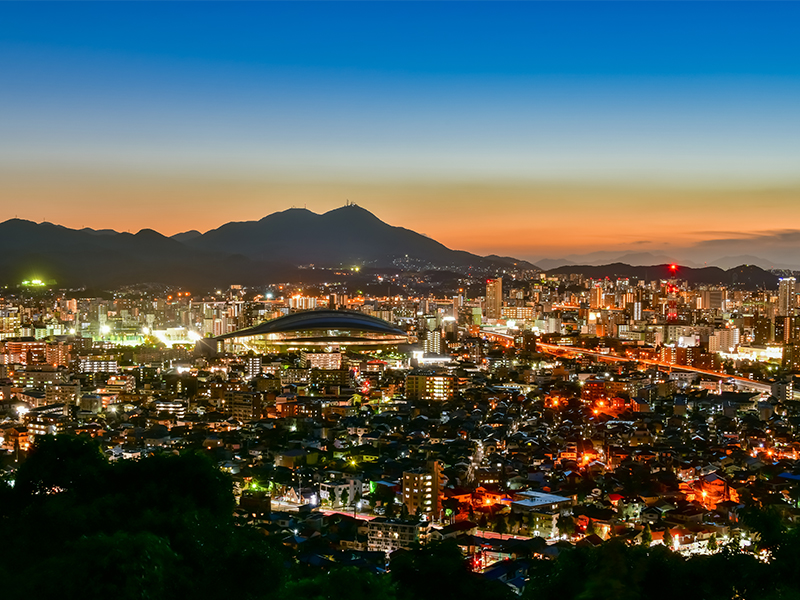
[3,436,800,600]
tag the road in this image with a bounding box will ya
[537,342,772,393]
[474,530,532,542]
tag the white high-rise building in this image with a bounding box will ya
[709,328,740,354]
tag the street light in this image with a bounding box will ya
[354,500,362,518]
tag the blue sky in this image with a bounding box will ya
[3,2,799,77]
[1,2,799,261]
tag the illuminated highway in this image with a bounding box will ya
[536,342,773,394]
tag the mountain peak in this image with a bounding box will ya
[323,203,383,225]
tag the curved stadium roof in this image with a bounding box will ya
[215,309,407,346]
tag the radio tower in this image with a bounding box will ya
[667,264,679,322]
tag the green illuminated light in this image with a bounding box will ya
[21,278,54,287]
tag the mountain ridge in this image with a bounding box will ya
[0,206,538,287]
[545,262,779,288]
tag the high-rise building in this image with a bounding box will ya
[783,344,800,373]
[778,278,796,316]
[245,356,262,379]
[405,372,455,401]
[485,278,502,319]
[632,301,642,321]
[422,329,442,354]
[301,351,342,370]
[367,518,432,554]
[402,460,443,519]
[709,328,740,354]
[700,289,726,311]
[590,285,603,309]
[753,316,773,345]
[771,379,794,402]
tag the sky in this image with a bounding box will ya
[1,2,799,265]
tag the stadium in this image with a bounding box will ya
[195,309,408,355]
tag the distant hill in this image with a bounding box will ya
[0,206,537,288]
[533,251,702,270]
[184,205,539,271]
[171,230,202,243]
[546,262,779,289]
[708,255,796,271]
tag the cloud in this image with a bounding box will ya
[693,229,800,247]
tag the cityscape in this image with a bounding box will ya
[2,2,800,600]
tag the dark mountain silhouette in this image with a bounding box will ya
[184,205,538,270]
[546,262,779,289]
[0,206,537,288]
[171,230,202,243]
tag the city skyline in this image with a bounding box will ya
[5,4,800,596]
[2,2,799,264]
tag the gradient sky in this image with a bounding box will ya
[1,2,799,263]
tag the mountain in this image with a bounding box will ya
[708,255,797,271]
[0,206,537,288]
[0,219,221,287]
[546,262,779,289]
[612,252,699,268]
[171,230,202,243]
[80,227,120,236]
[533,257,576,270]
[532,251,701,269]
[184,205,539,271]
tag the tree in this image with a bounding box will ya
[3,446,287,600]
[663,528,674,549]
[330,487,338,507]
[557,514,576,538]
[25,531,179,600]
[340,488,349,508]
[385,495,397,519]
[280,567,396,600]
[509,512,522,534]
[494,515,508,538]
[642,524,652,547]
[390,540,514,600]
[585,520,597,537]
[707,533,718,552]
[442,497,460,521]
[14,434,108,499]
[527,511,536,534]
[740,504,786,552]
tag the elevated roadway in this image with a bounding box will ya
[537,342,772,394]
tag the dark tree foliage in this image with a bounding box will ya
[523,538,787,600]
[13,433,107,498]
[390,540,515,600]
[280,566,396,600]
[1,436,285,600]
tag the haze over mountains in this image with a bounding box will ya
[0,204,785,289]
